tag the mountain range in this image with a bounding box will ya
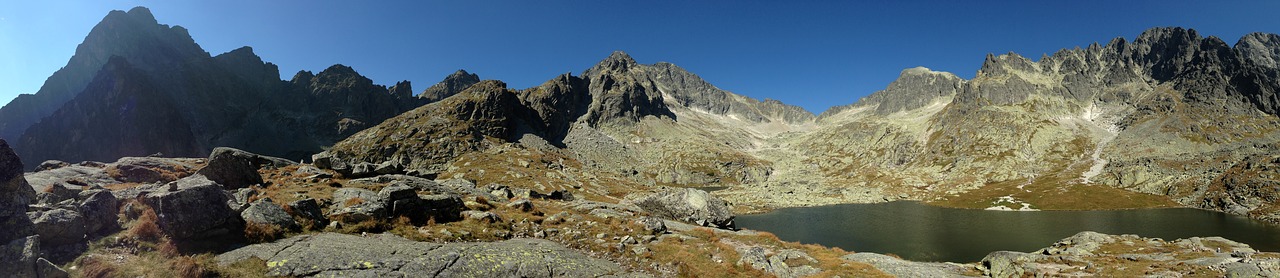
[4,6,1280,225]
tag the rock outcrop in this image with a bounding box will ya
[629,188,735,229]
[0,140,36,243]
[419,69,481,102]
[139,175,242,240]
[0,140,69,276]
[980,231,1280,277]
[196,147,294,189]
[215,232,638,277]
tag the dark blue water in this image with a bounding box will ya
[735,201,1280,263]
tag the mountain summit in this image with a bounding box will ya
[2,7,432,167]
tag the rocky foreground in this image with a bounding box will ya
[0,141,1277,277]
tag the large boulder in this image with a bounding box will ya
[0,236,41,278]
[329,188,386,224]
[77,189,120,236]
[0,139,36,244]
[241,198,299,231]
[629,188,735,229]
[215,233,636,277]
[27,209,86,246]
[140,175,243,239]
[196,147,265,189]
[34,183,77,205]
[287,198,328,228]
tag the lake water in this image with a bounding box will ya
[735,201,1280,263]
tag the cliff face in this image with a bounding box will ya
[18,57,201,163]
[2,7,430,167]
[0,7,207,143]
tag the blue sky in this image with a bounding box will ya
[2,1,1278,114]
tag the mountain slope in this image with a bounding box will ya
[0,7,429,167]
[0,7,207,143]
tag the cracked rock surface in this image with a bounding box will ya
[215,232,643,277]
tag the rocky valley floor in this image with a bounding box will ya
[4,144,1280,277]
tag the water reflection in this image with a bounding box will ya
[736,201,1280,263]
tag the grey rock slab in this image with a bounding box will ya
[24,165,114,193]
[27,208,86,246]
[241,198,299,231]
[216,232,639,277]
[77,189,120,236]
[843,253,975,278]
[288,198,328,227]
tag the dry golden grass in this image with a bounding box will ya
[76,255,118,278]
[170,255,209,278]
[244,222,285,244]
[127,206,163,242]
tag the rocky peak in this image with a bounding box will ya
[389,81,413,99]
[586,51,639,75]
[978,52,1037,77]
[0,5,207,143]
[420,69,481,102]
[1237,32,1280,69]
[854,66,964,115]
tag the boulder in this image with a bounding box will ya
[507,198,534,212]
[37,257,70,278]
[377,183,417,205]
[310,151,345,171]
[332,188,383,209]
[34,183,77,205]
[462,210,501,223]
[140,175,243,239]
[630,188,735,229]
[419,194,464,222]
[287,198,327,228]
[241,198,299,231]
[215,233,635,277]
[35,160,69,172]
[981,251,1044,278]
[329,188,385,224]
[196,147,265,189]
[547,190,575,201]
[28,208,86,246]
[230,187,257,212]
[0,139,37,244]
[77,189,120,236]
[374,160,403,175]
[635,216,667,235]
[0,236,40,278]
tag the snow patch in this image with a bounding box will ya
[984,195,1039,211]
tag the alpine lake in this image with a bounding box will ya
[735,201,1280,263]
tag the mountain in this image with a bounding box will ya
[0,7,205,144]
[318,28,1280,224]
[2,7,434,167]
[318,51,814,189]
[8,7,1280,225]
[787,27,1280,217]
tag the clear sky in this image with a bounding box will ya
[2,1,1279,114]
